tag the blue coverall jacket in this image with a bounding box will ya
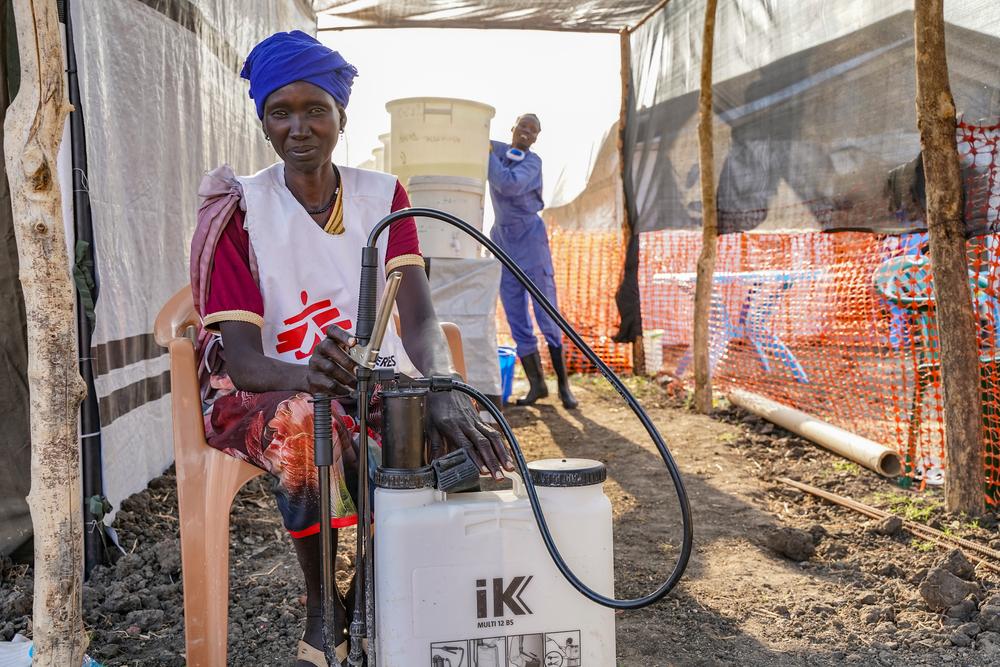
[488,140,562,357]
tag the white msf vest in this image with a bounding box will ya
[238,162,415,374]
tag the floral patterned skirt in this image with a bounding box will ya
[205,390,373,538]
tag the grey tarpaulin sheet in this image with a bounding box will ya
[0,0,30,555]
[0,78,31,555]
[70,0,313,516]
[0,203,30,556]
[427,257,502,396]
[623,1,1000,236]
[317,1,660,33]
[545,121,624,233]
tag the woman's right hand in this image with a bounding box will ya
[305,325,359,396]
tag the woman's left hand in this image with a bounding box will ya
[426,388,514,481]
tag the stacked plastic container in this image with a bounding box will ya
[385,97,495,258]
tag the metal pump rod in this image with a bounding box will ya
[347,364,371,667]
[312,394,338,665]
[346,270,402,667]
[313,272,400,667]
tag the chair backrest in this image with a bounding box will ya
[440,322,466,381]
[393,313,466,380]
[872,255,934,307]
[872,255,1000,360]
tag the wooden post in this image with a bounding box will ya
[617,27,646,375]
[692,0,720,413]
[914,0,985,514]
[4,0,88,663]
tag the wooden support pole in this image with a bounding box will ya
[692,0,720,413]
[914,0,985,514]
[617,27,645,374]
[616,28,630,248]
[4,0,88,663]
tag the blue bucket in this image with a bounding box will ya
[498,346,516,405]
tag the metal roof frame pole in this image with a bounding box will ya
[60,0,108,579]
[4,0,89,664]
[914,0,985,514]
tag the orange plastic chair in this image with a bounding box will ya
[395,313,467,380]
[154,286,263,667]
[443,323,466,380]
[155,285,466,667]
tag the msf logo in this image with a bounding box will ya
[476,577,533,618]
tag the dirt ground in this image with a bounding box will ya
[3,375,1000,666]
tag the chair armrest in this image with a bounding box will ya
[154,285,198,347]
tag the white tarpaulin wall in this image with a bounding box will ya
[71,0,314,514]
[427,258,503,395]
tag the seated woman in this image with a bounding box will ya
[190,31,513,667]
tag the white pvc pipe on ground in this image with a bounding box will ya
[727,389,903,478]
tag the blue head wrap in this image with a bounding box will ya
[240,31,358,119]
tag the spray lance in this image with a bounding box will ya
[314,208,695,666]
[312,270,401,667]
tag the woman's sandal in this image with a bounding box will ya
[295,639,349,667]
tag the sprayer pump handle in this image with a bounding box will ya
[432,449,482,493]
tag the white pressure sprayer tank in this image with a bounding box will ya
[374,458,616,666]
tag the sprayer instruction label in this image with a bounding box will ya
[430,630,581,666]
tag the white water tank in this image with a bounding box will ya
[379,132,392,173]
[386,97,495,189]
[406,175,485,259]
[374,459,616,666]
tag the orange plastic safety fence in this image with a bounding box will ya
[496,227,632,374]
[964,122,1000,503]
[640,230,945,483]
[636,121,1000,502]
[498,124,1000,500]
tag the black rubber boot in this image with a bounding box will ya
[515,351,549,406]
[549,345,578,410]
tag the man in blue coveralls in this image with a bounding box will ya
[488,114,577,409]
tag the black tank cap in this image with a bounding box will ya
[527,458,607,487]
[374,465,436,490]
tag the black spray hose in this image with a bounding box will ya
[364,208,693,610]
